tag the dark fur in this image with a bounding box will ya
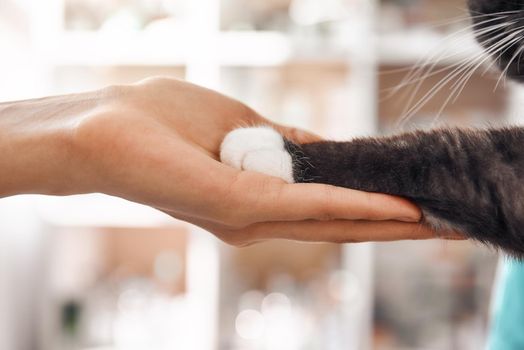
[285,128,524,257]
[282,1,524,257]
[469,0,524,81]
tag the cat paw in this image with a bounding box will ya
[220,126,295,183]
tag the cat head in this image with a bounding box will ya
[469,0,524,81]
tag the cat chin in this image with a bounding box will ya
[220,126,295,184]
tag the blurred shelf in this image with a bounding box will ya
[378,30,483,65]
[47,31,189,66]
[218,31,291,66]
[47,31,349,67]
[219,32,349,66]
[48,29,486,68]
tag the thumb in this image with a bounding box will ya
[256,117,322,144]
[250,110,322,144]
[273,125,323,144]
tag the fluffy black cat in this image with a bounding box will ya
[220,0,524,258]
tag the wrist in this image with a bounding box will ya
[0,101,78,197]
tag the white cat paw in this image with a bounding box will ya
[220,126,295,183]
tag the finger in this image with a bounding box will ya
[161,209,464,247]
[440,232,467,240]
[236,173,422,223]
[160,209,268,246]
[273,125,323,144]
[240,219,443,243]
[255,115,323,143]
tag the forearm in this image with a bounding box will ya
[0,100,77,197]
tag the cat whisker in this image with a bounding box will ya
[408,11,517,32]
[435,30,524,120]
[395,50,491,123]
[398,34,515,125]
[396,18,513,85]
[466,27,524,85]
[385,19,515,100]
[381,26,512,95]
[388,18,507,79]
[517,46,524,75]
[496,44,524,91]
[396,22,524,126]
[468,9,520,17]
[398,59,480,126]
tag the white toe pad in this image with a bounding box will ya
[220,126,294,183]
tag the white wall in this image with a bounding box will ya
[0,196,45,350]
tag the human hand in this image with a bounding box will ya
[0,77,459,245]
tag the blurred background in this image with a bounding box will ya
[1,0,521,349]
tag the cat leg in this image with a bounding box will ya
[220,126,295,183]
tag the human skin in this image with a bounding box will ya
[0,77,460,246]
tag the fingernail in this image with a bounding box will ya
[396,216,420,223]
